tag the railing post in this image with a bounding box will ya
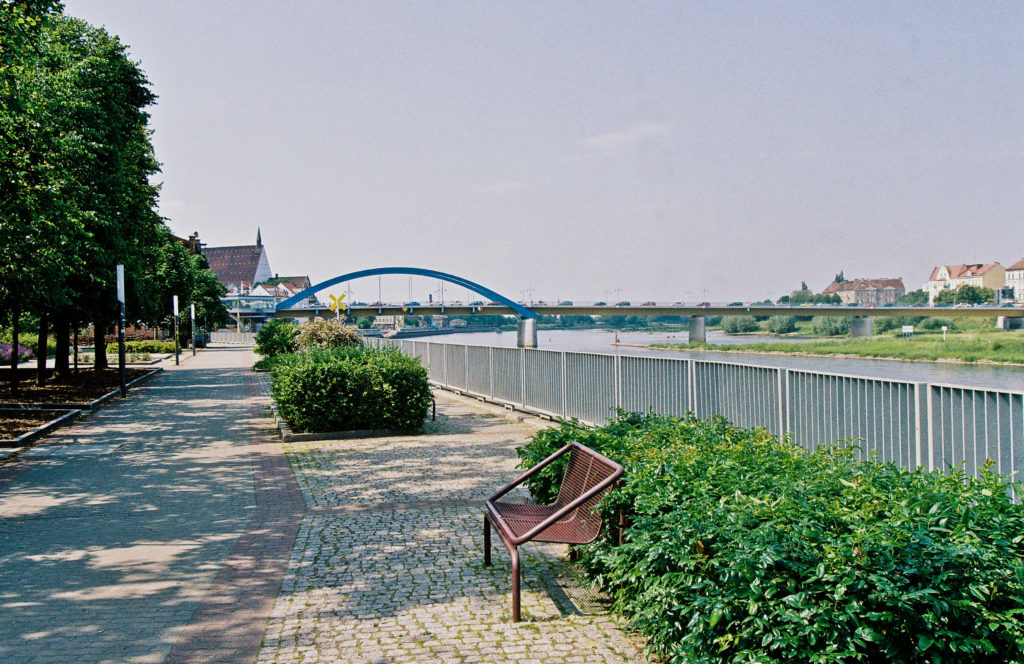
[925,383,935,471]
[778,369,789,437]
[464,344,469,391]
[442,343,448,387]
[687,359,696,415]
[519,347,526,408]
[615,354,622,411]
[560,351,568,419]
[488,346,494,399]
[914,382,926,469]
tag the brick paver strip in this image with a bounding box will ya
[163,369,304,664]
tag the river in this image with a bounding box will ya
[416,328,1024,391]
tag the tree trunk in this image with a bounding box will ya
[36,311,48,387]
[94,320,109,370]
[9,307,19,397]
[54,314,70,379]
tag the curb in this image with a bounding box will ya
[0,409,80,450]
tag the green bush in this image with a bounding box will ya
[271,347,431,433]
[517,413,1024,663]
[124,340,176,353]
[720,316,760,334]
[295,318,362,351]
[812,315,850,336]
[255,319,298,357]
[766,315,797,334]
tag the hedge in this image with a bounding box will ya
[518,413,1024,663]
[270,347,431,433]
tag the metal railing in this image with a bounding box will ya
[372,338,1024,481]
[210,331,255,345]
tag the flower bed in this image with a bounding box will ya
[518,412,1024,663]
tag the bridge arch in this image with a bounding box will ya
[274,267,538,318]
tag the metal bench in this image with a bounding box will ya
[484,442,624,621]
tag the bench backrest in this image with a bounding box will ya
[552,443,621,537]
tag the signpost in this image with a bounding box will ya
[190,303,196,357]
[116,265,127,397]
[328,293,347,319]
[173,295,180,365]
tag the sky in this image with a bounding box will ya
[62,1,1024,304]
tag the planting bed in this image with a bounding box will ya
[0,368,150,405]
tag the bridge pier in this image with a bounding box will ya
[850,316,872,337]
[517,318,537,348]
[688,315,706,343]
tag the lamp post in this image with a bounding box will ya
[173,295,180,366]
[116,265,127,397]
[190,303,196,357]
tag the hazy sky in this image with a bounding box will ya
[63,1,1024,303]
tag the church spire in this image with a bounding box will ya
[256,227,262,247]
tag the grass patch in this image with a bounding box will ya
[655,331,1024,365]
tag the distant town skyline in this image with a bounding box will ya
[64,1,1024,303]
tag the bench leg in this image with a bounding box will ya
[510,545,521,623]
[483,515,491,566]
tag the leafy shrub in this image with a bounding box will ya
[295,318,362,351]
[271,347,430,433]
[812,315,850,336]
[766,315,797,334]
[918,316,954,331]
[255,319,298,357]
[720,316,760,334]
[124,340,176,354]
[517,413,1024,663]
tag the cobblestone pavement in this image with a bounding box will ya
[256,392,648,664]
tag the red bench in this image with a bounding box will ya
[484,442,624,622]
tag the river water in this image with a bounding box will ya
[419,328,1024,392]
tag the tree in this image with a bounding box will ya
[934,285,994,305]
[834,271,845,284]
[897,289,928,305]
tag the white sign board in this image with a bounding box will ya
[901,325,914,335]
[173,295,179,317]
[116,264,125,304]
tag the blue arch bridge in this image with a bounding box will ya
[273,266,1024,348]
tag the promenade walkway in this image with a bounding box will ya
[0,345,645,663]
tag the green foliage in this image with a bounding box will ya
[897,289,929,305]
[766,315,797,334]
[935,285,995,305]
[270,347,431,433]
[295,318,362,351]
[719,316,760,334]
[255,319,298,357]
[517,414,1024,663]
[123,340,175,354]
[356,317,373,329]
[812,315,850,336]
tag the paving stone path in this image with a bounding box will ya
[256,392,648,664]
[0,346,646,663]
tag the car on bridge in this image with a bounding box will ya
[696,302,710,307]
[593,301,607,306]
[559,301,574,306]
[640,301,656,306]
[470,301,484,306]
[615,301,631,307]
[727,301,743,306]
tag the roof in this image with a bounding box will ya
[823,278,905,293]
[928,263,1001,282]
[1007,258,1024,271]
[202,245,268,288]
